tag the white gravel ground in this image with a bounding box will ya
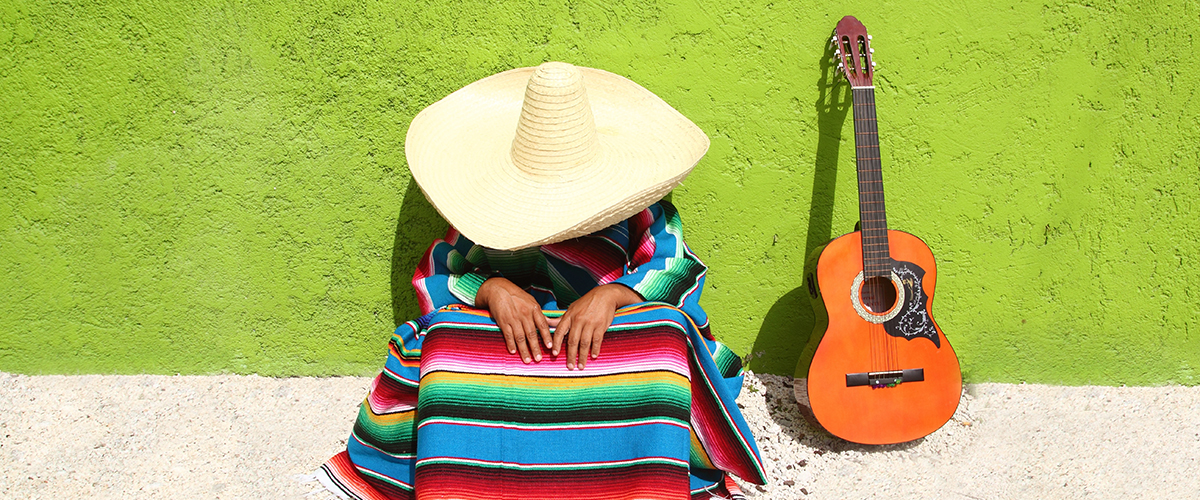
[2,371,1197,499]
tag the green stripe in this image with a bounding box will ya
[420,415,689,429]
[465,244,489,267]
[418,380,689,410]
[633,258,704,303]
[712,342,744,377]
[447,271,488,304]
[444,249,468,274]
[354,404,417,445]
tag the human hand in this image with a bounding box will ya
[550,284,642,370]
[476,277,552,364]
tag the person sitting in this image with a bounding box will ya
[317,62,766,500]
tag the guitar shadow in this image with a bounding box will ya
[749,35,852,377]
[749,372,929,457]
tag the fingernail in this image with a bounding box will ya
[523,357,530,363]
[534,354,542,362]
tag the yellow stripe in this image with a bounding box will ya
[363,398,417,425]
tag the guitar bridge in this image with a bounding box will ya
[846,368,924,388]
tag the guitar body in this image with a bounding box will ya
[797,229,960,445]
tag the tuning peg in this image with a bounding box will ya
[871,61,876,67]
[834,49,841,56]
[869,48,875,53]
[867,35,872,40]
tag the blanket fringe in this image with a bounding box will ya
[295,470,352,500]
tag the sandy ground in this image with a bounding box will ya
[2,372,1198,499]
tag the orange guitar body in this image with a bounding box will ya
[799,229,961,445]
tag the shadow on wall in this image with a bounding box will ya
[750,39,852,376]
[391,180,449,326]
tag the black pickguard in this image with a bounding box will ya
[883,261,940,348]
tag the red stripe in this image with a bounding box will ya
[628,209,657,268]
[543,238,628,284]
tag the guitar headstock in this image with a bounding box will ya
[832,16,874,87]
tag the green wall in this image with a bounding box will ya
[2,0,1198,384]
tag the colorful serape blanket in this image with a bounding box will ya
[318,303,767,500]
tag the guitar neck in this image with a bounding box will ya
[852,86,891,277]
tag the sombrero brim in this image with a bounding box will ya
[406,66,709,250]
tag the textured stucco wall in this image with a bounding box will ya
[2,1,1198,384]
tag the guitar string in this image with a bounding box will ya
[873,87,898,374]
[867,87,895,374]
[858,84,875,376]
[862,84,878,376]
[869,87,899,374]
[858,83,900,376]
[859,83,885,377]
[876,89,900,374]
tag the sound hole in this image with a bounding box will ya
[860,276,897,314]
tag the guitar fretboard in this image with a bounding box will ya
[852,87,892,278]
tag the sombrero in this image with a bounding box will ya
[405,62,709,250]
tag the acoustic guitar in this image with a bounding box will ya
[792,16,962,445]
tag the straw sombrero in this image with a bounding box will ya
[405,62,709,250]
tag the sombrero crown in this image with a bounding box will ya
[406,62,709,250]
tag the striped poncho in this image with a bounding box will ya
[319,201,767,499]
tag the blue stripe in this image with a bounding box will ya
[347,435,416,488]
[415,422,690,465]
